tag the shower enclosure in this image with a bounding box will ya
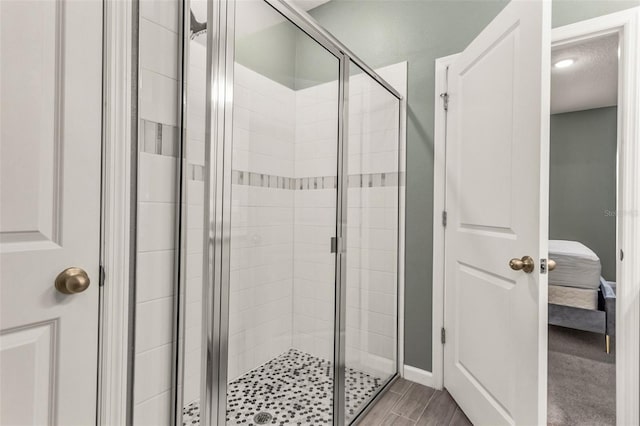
[132,0,404,424]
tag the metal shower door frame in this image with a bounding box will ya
[193,1,405,425]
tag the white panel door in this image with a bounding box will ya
[443,1,550,425]
[0,0,102,424]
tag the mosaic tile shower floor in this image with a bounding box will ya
[182,349,384,425]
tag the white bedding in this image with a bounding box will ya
[548,285,598,310]
[549,240,601,290]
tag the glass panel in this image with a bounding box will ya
[345,63,401,422]
[180,0,208,424]
[226,1,340,424]
[133,1,183,424]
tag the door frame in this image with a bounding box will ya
[432,7,640,425]
[97,0,136,424]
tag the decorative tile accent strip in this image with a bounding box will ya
[182,348,383,426]
[296,175,337,190]
[232,170,296,190]
[230,170,403,190]
[187,164,205,182]
[139,119,209,182]
[139,118,179,157]
[348,172,401,188]
[138,118,405,188]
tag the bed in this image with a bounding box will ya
[547,240,616,353]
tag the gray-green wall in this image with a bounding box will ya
[235,10,341,90]
[550,107,617,281]
[236,23,298,89]
[306,0,639,372]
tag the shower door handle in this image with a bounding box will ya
[330,237,339,253]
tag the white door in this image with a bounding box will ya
[443,1,550,424]
[0,0,102,424]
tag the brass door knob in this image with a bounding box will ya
[548,259,557,271]
[509,256,535,273]
[55,267,91,294]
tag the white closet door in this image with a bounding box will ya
[0,0,102,424]
[443,0,551,424]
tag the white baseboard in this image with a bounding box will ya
[403,365,435,388]
[358,352,395,377]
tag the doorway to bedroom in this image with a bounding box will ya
[547,33,619,425]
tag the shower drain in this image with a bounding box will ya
[253,412,273,424]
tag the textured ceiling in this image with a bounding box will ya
[551,33,618,114]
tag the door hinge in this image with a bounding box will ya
[442,211,447,227]
[441,327,446,344]
[330,237,338,254]
[440,92,449,111]
[99,264,106,287]
[540,258,548,274]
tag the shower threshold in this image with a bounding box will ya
[182,348,384,425]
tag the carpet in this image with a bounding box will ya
[548,325,616,425]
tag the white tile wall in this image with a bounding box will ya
[343,65,403,378]
[137,202,176,252]
[139,17,179,80]
[139,68,180,127]
[133,391,172,426]
[139,153,177,203]
[292,193,337,361]
[134,343,174,404]
[134,1,180,424]
[292,63,405,378]
[226,62,405,381]
[139,0,179,33]
[136,250,175,302]
[232,64,296,177]
[291,78,340,362]
[227,64,296,381]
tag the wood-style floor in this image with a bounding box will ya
[358,378,472,426]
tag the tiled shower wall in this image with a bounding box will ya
[226,62,406,381]
[290,80,339,363]
[293,63,406,378]
[227,64,297,381]
[345,63,405,377]
[134,1,180,424]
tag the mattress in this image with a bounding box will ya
[548,284,598,310]
[549,240,601,290]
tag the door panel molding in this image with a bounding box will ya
[0,319,58,426]
[0,0,65,251]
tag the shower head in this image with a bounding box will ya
[190,10,207,40]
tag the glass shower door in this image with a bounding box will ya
[179,0,209,424]
[224,1,340,424]
[344,62,401,422]
[177,1,404,425]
